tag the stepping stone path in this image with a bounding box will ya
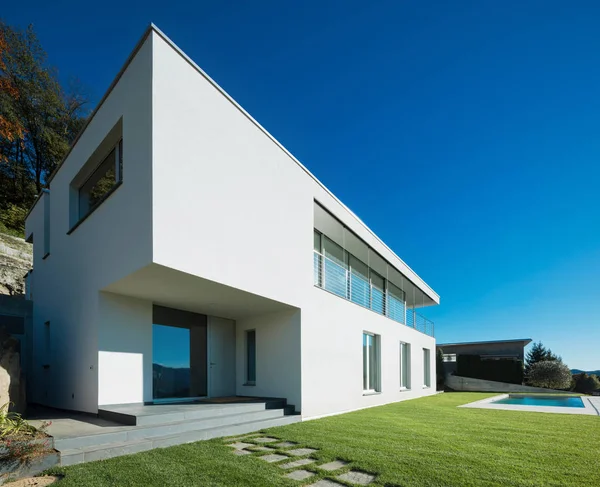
[253,437,279,443]
[287,447,318,456]
[260,454,289,463]
[279,458,316,469]
[285,470,315,481]
[318,460,348,471]
[336,471,376,485]
[226,435,376,486]
[273,441,297,448]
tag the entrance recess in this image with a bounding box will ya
[152,305,207,401]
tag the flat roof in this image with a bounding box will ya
[437,338,533,348]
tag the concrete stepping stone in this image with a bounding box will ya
[279,458,316,469]
[287,447,318,456]
[318,460,348,471]
[285,469,315,481]
[309,480,344,487]
[273,441,297,448]
[336,471,376,485]
[250,446,274,452]
[260,454,289,463]
[226,434,260,442]
[254,437,279,443]
[228,442,254,450]
[233,449,252,456]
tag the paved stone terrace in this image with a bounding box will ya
[226,433,377,486]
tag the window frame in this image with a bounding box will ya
[245,329,256,386]
[423,348,431,388]
[68,138,123,234]
[400,342,411,390]
[363,331,381,394]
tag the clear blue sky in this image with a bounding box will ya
[5,1,600,370]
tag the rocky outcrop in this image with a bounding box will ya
[0,326,25,413]
[0,234,32,296]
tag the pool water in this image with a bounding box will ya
[493,395,584,408]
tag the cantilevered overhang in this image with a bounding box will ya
[103,263,297,320]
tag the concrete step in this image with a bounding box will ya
[54,408,286,450]
[99,400,286,426]
[59,414,301,466]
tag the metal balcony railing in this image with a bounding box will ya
[313,250,434,337]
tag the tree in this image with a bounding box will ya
[528,360,572,390]
[524,341,561,379]
[572,373,600,394]
[0,20,87,235]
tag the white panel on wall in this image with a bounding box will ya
[98,351,143,405]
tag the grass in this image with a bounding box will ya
[47,393,600,487]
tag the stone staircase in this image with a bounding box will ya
[51,399,300,466]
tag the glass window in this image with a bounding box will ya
[323,237,348,298]
[400,342,411,389]
[313,230,321,252]
[423,348,431,387]
[370,271,385,315]
[152,324,191,399]
[363,332,380,392]
[78,140,122,221]
[246,330,256,384]
[443,353,457,363]
[387,282,406,324]
[349,255,370,308]
[314,231,322,286]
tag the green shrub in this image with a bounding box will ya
[572,373,600,394]
[0,402,36,437]
[528,361,572,390]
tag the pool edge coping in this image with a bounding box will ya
[458,394,599,416]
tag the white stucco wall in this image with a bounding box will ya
[24,34,154,413]
[236,310,302,411]
[301,288,437,419]
[151,32,313,310]
[97,293,153,405]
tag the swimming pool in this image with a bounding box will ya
[493,395,584,408]
[460,393,598,415]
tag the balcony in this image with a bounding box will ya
[313,251,434,337]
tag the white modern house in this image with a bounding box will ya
[25,24,439,422]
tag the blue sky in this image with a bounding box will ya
[5,1,600,369]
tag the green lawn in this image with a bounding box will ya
[48,393,600,487]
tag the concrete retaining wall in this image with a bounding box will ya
[447,375,566,393]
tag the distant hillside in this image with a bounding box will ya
[571,369,600,376]
[0,233,32,295]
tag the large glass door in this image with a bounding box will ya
[152,324,191,399]
[152,306,207,401]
